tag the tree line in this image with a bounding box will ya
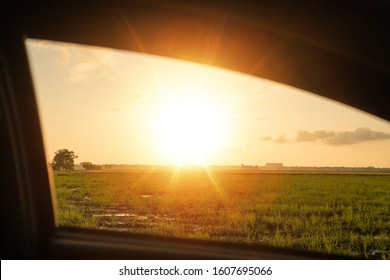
[50,148,101,171]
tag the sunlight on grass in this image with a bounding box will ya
[54,170,390,259]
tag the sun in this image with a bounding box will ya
[154,97,227,165]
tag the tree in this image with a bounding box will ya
[51,149,78,171]
[80,161,101,170]
[80,161,94,170]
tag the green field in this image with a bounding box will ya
[54,170,390,259]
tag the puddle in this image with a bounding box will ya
[139,194,163,199]
[84,205,176,231]
[94,213,137,218]
[93,212,174,221]
[94,213,147,220]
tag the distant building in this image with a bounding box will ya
[264,163,283,170]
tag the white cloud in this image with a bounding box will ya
[296,127,390,145]
[259,135,288,144]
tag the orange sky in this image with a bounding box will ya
[26,39,390,167]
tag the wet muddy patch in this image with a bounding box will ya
[91,207,175,231]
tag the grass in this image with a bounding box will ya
[54,170,390,259]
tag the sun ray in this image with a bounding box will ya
[202,165,226,200]
[167,166,182,192]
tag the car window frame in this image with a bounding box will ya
[1,0,389,260]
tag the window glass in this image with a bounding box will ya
[26,39,390,259]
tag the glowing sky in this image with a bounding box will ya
[26,39,390,167]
